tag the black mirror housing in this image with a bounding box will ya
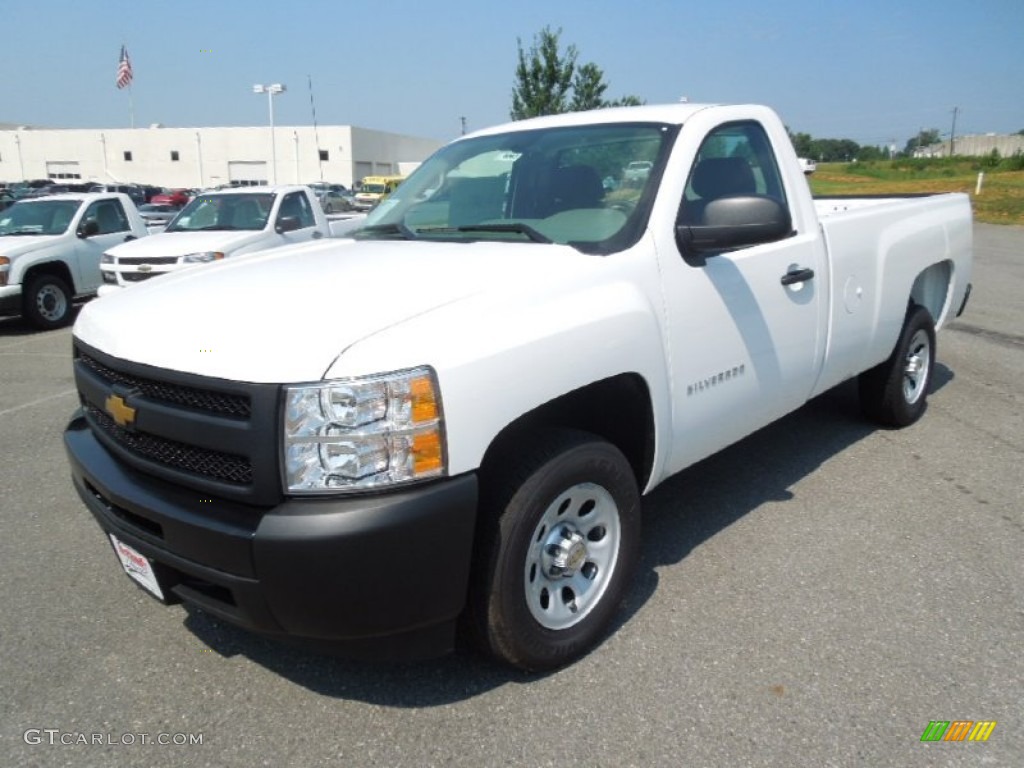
[275,216,300,234]
[677,196,792,267]
[77,220,100,238]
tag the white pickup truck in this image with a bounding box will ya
[97,185,364,293]
[0,193,149,328]
[64,103,972,670]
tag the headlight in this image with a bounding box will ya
[283,366,445,494]
[101,271,117,284]
[101,252,114,264]
[0,256,8,287]
[181,251,225,263]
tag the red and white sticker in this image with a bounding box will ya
[109,534,164,600]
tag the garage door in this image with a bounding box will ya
[354,162,373,183]
[228,161,267,185]
[46,161,82,179]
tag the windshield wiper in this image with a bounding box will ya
[353,222,416,240]
[0,229,44,236]
[416,223,552,243]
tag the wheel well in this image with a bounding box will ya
[479,373,655,491]
[909,260,952,326]
[23,261,74,290]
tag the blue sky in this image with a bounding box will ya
[5,0,1022,148]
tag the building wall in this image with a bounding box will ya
[0,125,443,188]
[915,134,1024,158]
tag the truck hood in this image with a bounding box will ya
[107,230,268,258]
[75,238,590,382]
[0,234,65,258]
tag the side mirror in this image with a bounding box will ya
[77,220,100,238]
[676,196,792,267]
[275,216,300,234]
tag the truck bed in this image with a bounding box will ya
[811,191,972,397]
[813,192,951,218]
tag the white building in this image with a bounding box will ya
[0,123,443,189]
[913,133,1024,159]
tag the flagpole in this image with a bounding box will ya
[117,43,135,128]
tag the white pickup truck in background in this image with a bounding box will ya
[0,193,149,328]
[97,185,364,292]
[64,103,972,671]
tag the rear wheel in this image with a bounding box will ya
[23,274,73,330]
[859,304,936,427]
[471,430,641,670]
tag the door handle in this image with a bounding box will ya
[780,267,815,286]
[124,235,136,242]
[312,231,323,239]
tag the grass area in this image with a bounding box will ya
[808,159,1024,225]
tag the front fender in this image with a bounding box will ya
[327,276,672,482]
[9,243,74,286]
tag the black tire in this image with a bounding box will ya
[23,274,73,330]
[859,303,936,427]
[470,429,641,671]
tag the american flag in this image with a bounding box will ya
[116,45,133,89]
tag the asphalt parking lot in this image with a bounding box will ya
[2,224,1021,768]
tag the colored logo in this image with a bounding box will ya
[920,720,997,742]
[104,394,137,428]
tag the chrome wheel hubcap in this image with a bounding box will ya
[524,482,621,630]
[36,285,67,322]
[902,329,930,404]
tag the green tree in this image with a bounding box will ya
[511,27,577,119]
[511,27,643,119]
[605,95,644,108]
[570,62,608,112]
[981,148,1002,168]
[902,128,941,156]
[787,129,814,158]
[856,145,887,161]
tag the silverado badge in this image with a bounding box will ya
[104,394,136,428]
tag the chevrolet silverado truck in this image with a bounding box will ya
[64,104,972,670]
[97,185,364,293]
[0,193,149,328]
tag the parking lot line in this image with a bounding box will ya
[0,388,76,418]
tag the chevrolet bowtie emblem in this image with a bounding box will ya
[105,394,137,427]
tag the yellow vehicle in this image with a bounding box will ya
[353,175,404,210]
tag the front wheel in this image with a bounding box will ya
[859,304,936,427]
[471,430,641,670]
[23,274,73,330]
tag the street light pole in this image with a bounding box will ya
[14,132,25,181]
[253,83,286,185]
[195,131,205,188]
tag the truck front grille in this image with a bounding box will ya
[79,353,251,417]
[73,340,281,504]
[85,404,253,485]
[121,272,159,282]
[118,256,180,265]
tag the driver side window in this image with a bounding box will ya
[277,192,315,229]
[679,121,787,226]
[82,200,130,234]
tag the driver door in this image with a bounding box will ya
[75,199,137,292]
[655,120,826,474]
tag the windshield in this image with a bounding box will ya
[165,193,274,232]
[360,184,386,195]
[0,199,80,236]
[354,122,676,254]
